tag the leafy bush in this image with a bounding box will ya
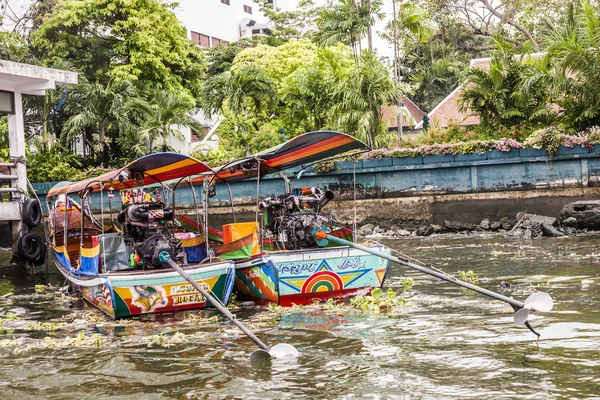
[27,148,81,183]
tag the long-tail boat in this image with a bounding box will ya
[47,154,235,318]
[190,131,391,306]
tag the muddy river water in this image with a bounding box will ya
[0,235,599,399]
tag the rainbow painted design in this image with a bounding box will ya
[301,270,343,293]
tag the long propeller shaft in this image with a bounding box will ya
[313,228,553,336]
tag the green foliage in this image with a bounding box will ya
[458,270,480,284]
[205,42,244,77]
[31,0,205,100]
[535,0,600,131]
[27,147,81,183]
[523,126,567,156]
[314,160,336,173]
[312,0,383,55]
[460,39,554,130]
[72,166,114,181]
[129,88,201,152]
[62,80,136,167]
[331,51,403,148]
[257,0,322,45]
[0,32,32,62]
[0,117,8,160]
[191,146,235,168]
[399,277,415,291]
[350,288,407,313]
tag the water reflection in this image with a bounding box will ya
[1,236,600,398]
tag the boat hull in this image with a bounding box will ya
[234,243,390,306]
[55,258,235,318]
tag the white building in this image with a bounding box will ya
[174,0,292,48]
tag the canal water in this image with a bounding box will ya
[0,235,599,399]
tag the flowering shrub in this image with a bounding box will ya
[362,126,600,160]
[314,160,336,173]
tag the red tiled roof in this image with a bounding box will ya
[382,96,426,129]
[415,53,546,129]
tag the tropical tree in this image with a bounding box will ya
[312,0,383,56]
[129,89,202,152]
[31,0,205,100]
[201,65,277,120]
[330,51,402,148]
[257,0,322,45]
[524,0,600,131]
[459,40,552,130]
[62,80,136,167]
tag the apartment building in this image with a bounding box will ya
[175,0,293,49]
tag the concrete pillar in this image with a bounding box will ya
[7,91,27,255]
[470,165,479,192]
[581,159,589,187]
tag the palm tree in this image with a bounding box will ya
[129,89,202,152]
[313,0,383,57]
[62,80,135,167]
[201,65,276,124]
[330,51,402,148]
[460,41,552,130]
[530,0,600,131]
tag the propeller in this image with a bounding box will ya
[250,343,300,362]
[513,292,554,327]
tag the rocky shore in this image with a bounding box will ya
[357,200,600,239]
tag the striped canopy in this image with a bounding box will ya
[198,130,368,183]
[47,153,215,199]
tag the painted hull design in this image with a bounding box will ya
[55,256,235,318]
[235,243,390,306]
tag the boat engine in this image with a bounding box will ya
[119,202,178,267]
[259,187,340,250]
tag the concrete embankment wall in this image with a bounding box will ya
[29,145,600,225]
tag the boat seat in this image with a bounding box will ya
[98,233,130,272]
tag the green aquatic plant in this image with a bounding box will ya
[92,334,104,349]
[400,277,415,291]
[30,321,60,332]
[458,270,480,284]
[350,288,407,313]
[1,312,21,322]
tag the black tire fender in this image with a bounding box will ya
[17,232,44,261]
[22,198,42,228]
[32,243,47,266]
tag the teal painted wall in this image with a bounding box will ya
[32,145,600,212]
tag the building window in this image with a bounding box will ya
[252,29,261,35]
[221,0,230,5]
[262,28,271,35]
[191,31,210,47]
[244,5,252,14]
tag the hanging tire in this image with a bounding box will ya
[17,233,44,261]
[32,243,47,266]
[22,198,42,228]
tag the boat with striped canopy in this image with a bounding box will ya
[47,153,235,318]
[191,131,391,306]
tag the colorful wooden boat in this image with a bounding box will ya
[47,153,235,318]
[190,131,391,305]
